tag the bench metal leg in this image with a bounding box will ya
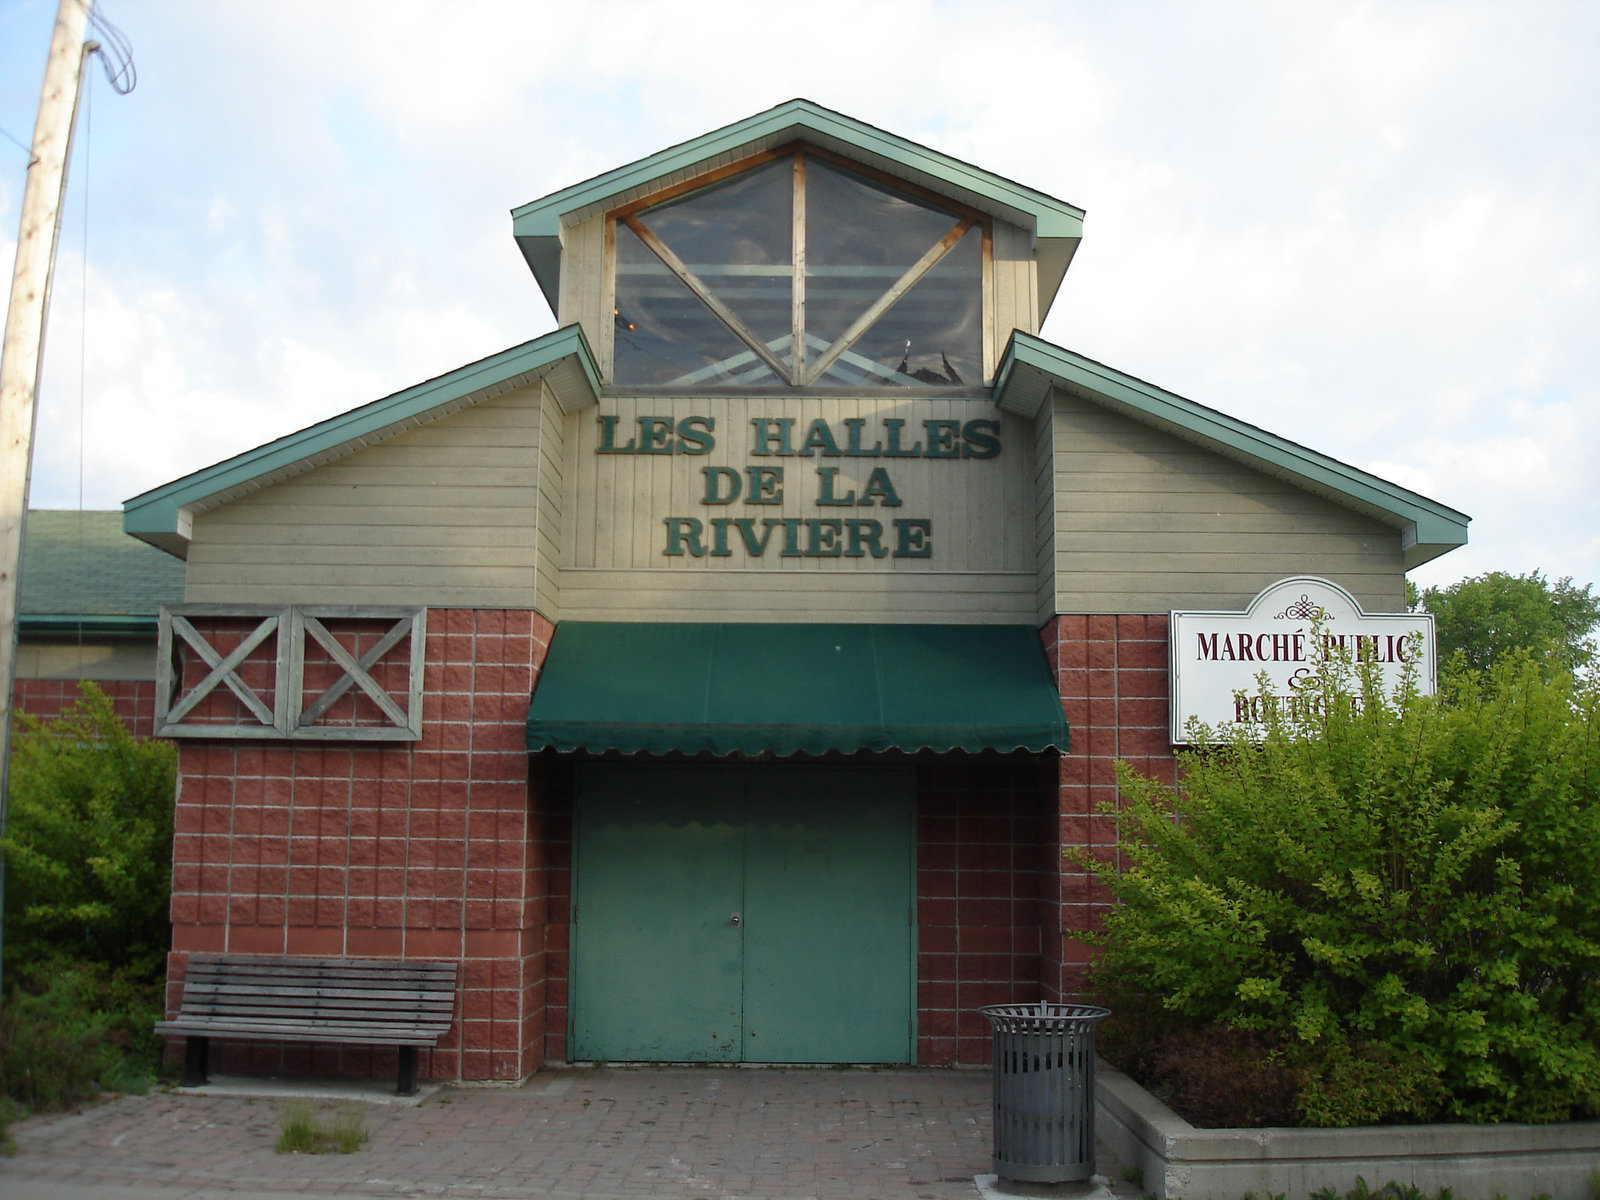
[396,1046,417,1096]
[183,1036,210,1087]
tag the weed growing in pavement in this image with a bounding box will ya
[274,1101,369,1154]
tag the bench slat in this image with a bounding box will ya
[163,956,458,1048]
[182,968,458,987]
[179,984,454,1003]
[156,1021,445,1046]
[183,966,457,979]
[175,996,455,1012]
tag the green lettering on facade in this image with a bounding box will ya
[798,419,842,457]
[750,418,796,456]
[663,517,706,557]
[859,468,902,507]
[892,519,931,558]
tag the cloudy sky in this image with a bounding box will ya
[2,0,1596,594]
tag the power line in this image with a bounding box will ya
[87,3,136,95]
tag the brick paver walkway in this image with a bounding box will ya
[0,1067,1100,1200]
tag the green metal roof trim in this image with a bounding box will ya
[124,325,599,558]
[526,622,1069,758]
[19,510,185,630]
[994,331,1470,571]
[512,99,1085,321]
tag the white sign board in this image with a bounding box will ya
[1169,576,1435,744]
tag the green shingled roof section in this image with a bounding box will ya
[124,325,600,557]
[20,510,186,630]
[512,98,1085,319]
[994,331,1470,572]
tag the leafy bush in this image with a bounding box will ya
[0,962,163,1110]
[2,683,176,978]
[1085,647,1600,1125]
[1098,1018,1300,1127]
[0,684,175,1116]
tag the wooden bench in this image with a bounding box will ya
[155,954,458,1095]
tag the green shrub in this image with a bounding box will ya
[1085,647,1600,1125]
[2,683,176,978]
[0,962,163,1110]
[0,685,175,1116]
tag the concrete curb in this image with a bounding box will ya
[1095,1059,1600,1199]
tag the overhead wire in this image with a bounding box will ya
[86,4,137,96]
[68,3,136,668]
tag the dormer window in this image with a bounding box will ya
[611,149,985,389]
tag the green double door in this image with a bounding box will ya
[570,764,914,1063]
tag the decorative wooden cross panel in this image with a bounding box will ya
[288,607,427,741]
[155,605,426,741]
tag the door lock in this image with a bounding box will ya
[730,912,742,927]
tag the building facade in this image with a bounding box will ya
[14,509,183,737]
[125,101,1468,1082]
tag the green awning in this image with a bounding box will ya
[525,622,1068,757]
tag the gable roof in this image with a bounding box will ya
[512,98,1085,324]
[994,331,1470,571]
[124,325,599,559]
[20,509,186,633]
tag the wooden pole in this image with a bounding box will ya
[0,0,96,987]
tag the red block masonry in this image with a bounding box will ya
[1040,614,1178,1001]
[12,678,161,738]
[163,609,1177,1079]
[165,609,556,1083]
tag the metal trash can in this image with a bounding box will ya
[978,1002,1111,1184]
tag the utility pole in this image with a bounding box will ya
[0,0,97,989]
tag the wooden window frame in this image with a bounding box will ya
[608,144,991,390]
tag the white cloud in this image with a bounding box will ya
[2,0,1595,593]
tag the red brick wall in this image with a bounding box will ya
[529,755,572,1066]
[1041,614,1177,1000]
[162,609,1176,1078]
[916,758,1056,1066]
[165,608,555,1083]
[12,678,161,738]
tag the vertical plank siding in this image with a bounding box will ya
[555,394,1037,622]
[991,221,1039,352]
[556,214,607,361]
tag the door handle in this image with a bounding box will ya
[730,912,742,927]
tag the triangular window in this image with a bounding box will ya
[611,149,984,388]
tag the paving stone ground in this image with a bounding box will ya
[0,1066,1138,1200]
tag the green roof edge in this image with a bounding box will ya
[20,614,158,634]
[995,331,1470,569]
[124,324,599,554]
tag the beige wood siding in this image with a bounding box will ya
[991,219,1039,353]
[183,386,547,607]
[557,212,608,374]
[17,639,156,681]
[1047,390,1407,614]
[534,388,567,620]
[556,394,1036,623]
[1031,402,1058,625]
[557,569,1035,623]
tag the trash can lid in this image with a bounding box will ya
[977,1002,1110,1030]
